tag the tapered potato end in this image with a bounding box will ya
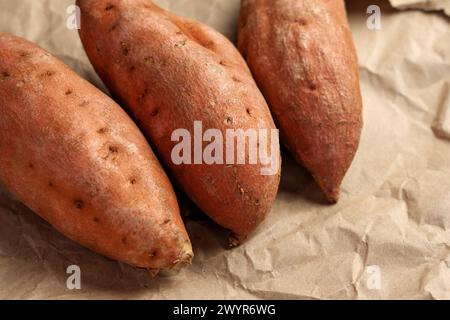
[174,242,194,268]
[229,233,246,248]
[316,180,341,204]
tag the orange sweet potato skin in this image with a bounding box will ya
[0,33,192,270]
[238,0,363,202]
[77,0,281,243]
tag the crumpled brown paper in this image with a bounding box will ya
[390,0,450,16]
[0,0,449,300]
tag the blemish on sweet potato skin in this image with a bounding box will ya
[1,71,10,79]
[150,108,159,117]
[0,33,193,270]
[19,51,30,58]
[97,127,108,134]
[109,145,119,153]
[225,116,233,125]
[120,42,129,56]
[109,25,117,32]
[79,100,90,107]
[74,199,85,210]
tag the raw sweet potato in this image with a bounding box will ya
[0,33,192,270]
[238,0,363,202]
[77,0,281,244]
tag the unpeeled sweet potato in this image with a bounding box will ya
[77,0,281,244]
[238,0,363,202]
[0,33,192,270]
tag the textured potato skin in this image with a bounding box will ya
[77,0,281,243]
[238,0,363,202]
[0,33,192,270]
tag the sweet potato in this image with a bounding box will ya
[77,0,281,244]
[0,33,192,270]
[238,0,363,202]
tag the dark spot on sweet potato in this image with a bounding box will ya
[109,23,119,32]
[246,108,252,116]
[175,39,187,48]
[225,116,233,125]
[121,236,127,244]
[240,18,248,29]
[45,70,55,77]
[97,127,108,134]
[219,60,226,66]
[93,217,100,223]
[120,42,129,56]
[150,108,159,117]
[129,177,137,185]
[105,4,114,11]
[201,40,215,49]
[139,89,150,102]
[309,84,317,91]
[294,18,308,26]
[162,219,171,225]
[1,71,10,78]
[48,181,53,187]
[19,51,29,58]
[79,100,89,107]
[28,163,34,169]
[144,56,154,63]
[74,199,84,210]
[65,89,73,95]
[129,65,136,72]
[149,251,158,258]
[109,146,119,153]
[232,76,241,83]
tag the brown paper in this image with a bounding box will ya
[389,0,450,16]
[0,0,449,300]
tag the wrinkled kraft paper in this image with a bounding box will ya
[390,0,450,16]
[0,0,449,300]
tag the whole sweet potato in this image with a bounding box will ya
[77,0,281,244]
[0,33,192,270]
[238,0,363,202]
